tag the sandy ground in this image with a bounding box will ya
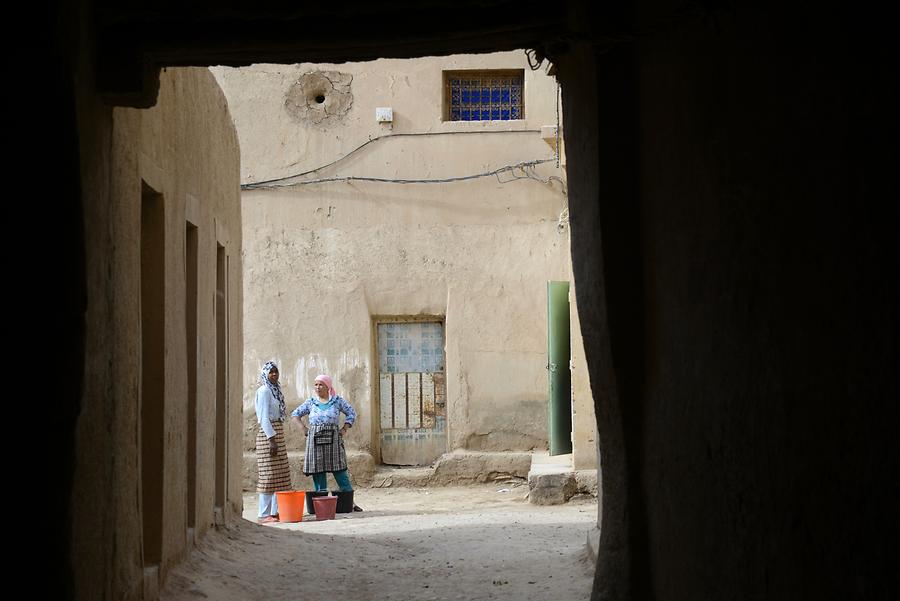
[160,482,598,601]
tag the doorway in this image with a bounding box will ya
[376,320,447,466]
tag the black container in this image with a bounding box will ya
[331,490,355,513]
[305,490,329,514]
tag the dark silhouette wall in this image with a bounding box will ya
[558,5,897,599]
[21,1,895,599]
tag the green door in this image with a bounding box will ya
[547,281,572,455]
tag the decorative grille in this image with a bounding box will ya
[446,70,524,121]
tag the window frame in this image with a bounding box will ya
[442,69,525,122]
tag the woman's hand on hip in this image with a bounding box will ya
[292,415,309,435]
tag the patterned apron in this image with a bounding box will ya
[303,423,348,475]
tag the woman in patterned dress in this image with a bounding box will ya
[254,361,292,523]
[291,374,358,498]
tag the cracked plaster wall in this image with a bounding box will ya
[284,70,354,125]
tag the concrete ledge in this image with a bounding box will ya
[527,451,600,505]
[242,450,532,490]
[369,464,436,488]
[371,451,532,487]
[528,451,575,505]
[528,471,577,504]
[433,450,532,484]
[574,469,599,496]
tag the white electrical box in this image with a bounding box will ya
[376,107,393,123]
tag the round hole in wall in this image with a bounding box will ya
[315,94,326,104]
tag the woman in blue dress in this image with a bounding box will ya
[291,374,358,496]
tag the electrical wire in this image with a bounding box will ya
[525,49,544,71]
[241,129,542,190]
[247,157,562,189]
[555,82,561,169]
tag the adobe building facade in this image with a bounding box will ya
[211,51,598,487]
[71,67,244,600]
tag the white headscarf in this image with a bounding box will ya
[260,361,286,419]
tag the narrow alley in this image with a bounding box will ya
[160,484,597,601]
[40,4,896,601]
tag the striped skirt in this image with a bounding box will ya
[255,421,292,493]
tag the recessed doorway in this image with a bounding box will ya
[376,320,447,466]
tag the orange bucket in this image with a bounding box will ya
[312,495,338,521]
[275,491,305,523]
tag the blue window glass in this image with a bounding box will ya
[447,71,523,121]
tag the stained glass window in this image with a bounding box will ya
[445,70,524,121]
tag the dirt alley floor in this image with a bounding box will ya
[160,482,598,601]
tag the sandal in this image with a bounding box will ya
[257,515,279,524]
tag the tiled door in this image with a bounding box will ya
[377,321,446,466]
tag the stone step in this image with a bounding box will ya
[527,450,599,505]
[242,450,534,491]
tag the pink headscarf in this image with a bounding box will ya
[314,374,336,398]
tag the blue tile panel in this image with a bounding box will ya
[449,73,523,121]
[378,322,445,373]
